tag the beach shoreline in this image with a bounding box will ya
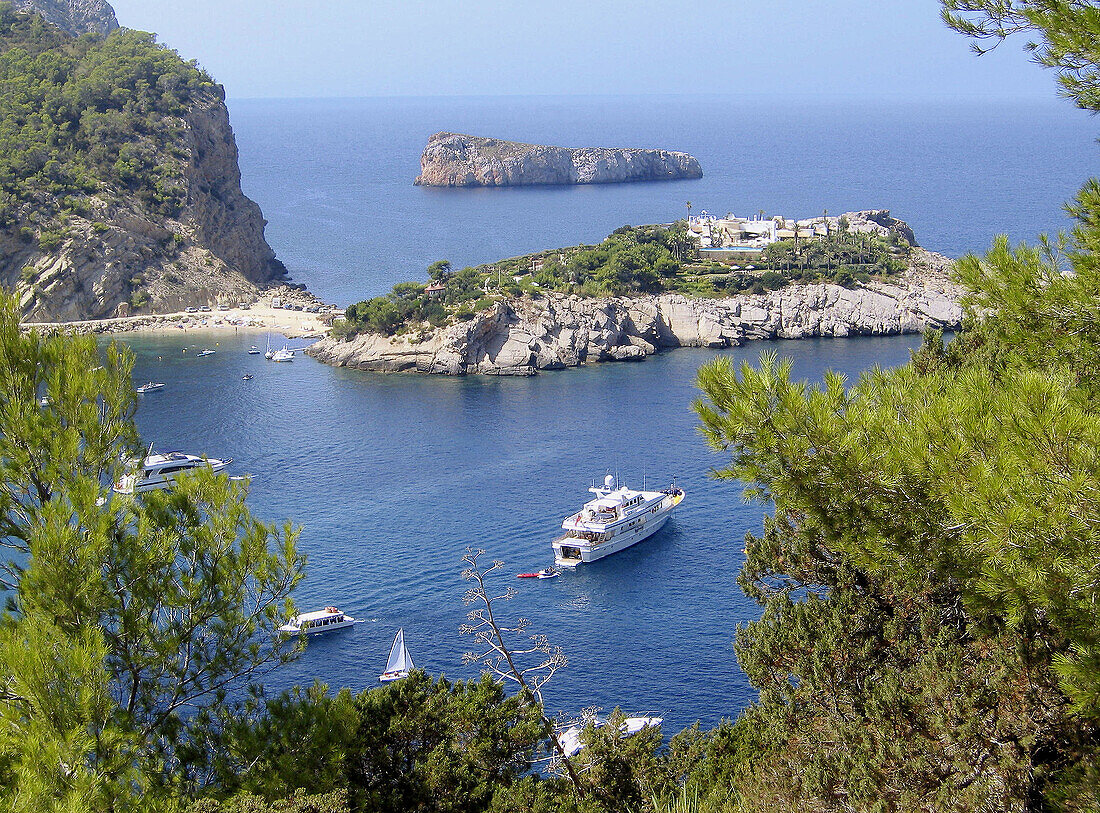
[22,305,331,340]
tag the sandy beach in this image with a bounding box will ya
[23,305,333,339]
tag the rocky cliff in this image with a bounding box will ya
[11,0,117,35]
[5,89,288,321]
[308,249,962,376]
[414,132,703,187]
[0,2,288,321]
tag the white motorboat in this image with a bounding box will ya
[552,475,684,568]
[556,715,663,758]
[197,349,216,357]
[136,382,165,394]
[270,346,294,363]
[379,628,414,682]
[278,606,355,635]
[248,345,261,355]
[112,446,232,494]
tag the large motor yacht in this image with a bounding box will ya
[552,475,684,567]
[113,447,232,494]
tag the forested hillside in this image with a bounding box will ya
[0,1,285,321]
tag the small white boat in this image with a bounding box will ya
[552,475,685,568]
[379,628,414,682]
[556,715,663,758]
[270,346,294,363]
[113,446,232,494]
[38,396,51,407]
[197,349,216,357]
[242,374,254,381]
[248,346,261,355]
[278,606,355,635]
[517,567,560,579]
[136,382,165,394]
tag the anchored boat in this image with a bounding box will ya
[113,446,232,494]
[556,715,663,757]
[552,475,684,568]
[278,606,355,635]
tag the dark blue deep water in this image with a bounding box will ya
[121,96,1096,732]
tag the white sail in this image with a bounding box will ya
[385,629,414,673]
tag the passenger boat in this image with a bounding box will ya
[552,475,684,568]
[379,628,414,682]
[556,715,663,757]
[278,606,355,635]
[136,382,165,394]
[112,446,232,494]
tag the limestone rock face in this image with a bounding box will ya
[414,132,703,187]
[307,250,963,376]
[12,0,118,35]
[5,88,288,321]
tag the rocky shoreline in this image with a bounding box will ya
[307,252,962,376]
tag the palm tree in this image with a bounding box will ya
[686,201,692,222]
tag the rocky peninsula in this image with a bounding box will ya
[414,132,703,187]
[307,248,961,376]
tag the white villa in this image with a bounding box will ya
[687,211,833,251]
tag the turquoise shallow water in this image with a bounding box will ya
[125,331,921,730]
[115,95,1096,730]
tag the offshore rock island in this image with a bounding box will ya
[414,132,703,187]
[308,211,962,376]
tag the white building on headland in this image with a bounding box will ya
[686,212,827,251]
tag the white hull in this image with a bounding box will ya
[553,488,683,568]
[114,457,231,494]
[379,670,410,682]
[278,617,356,635]
[554,512,669,567]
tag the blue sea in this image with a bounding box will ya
[123,96,1097,732]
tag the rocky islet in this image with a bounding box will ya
[414,132,703,187]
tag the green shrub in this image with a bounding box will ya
[760,271,786,291]
[37,230,62,251]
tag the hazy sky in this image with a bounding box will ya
[108,0,1056,101]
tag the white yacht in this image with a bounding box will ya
[556,715,663,757]
[278,606,355,636]
[552,475,684,567]
[112,447,232,494]
[270,346,294,363]
[136,382,165,394]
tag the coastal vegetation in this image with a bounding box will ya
[0,2,214,227]
[5,1,1100,812]
[334,222,909,340]
[687,2,1100,809]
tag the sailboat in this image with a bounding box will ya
[379,628,414,682]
